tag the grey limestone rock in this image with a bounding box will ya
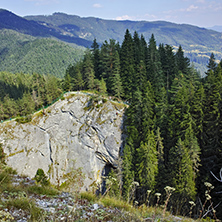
[0,92,126,190]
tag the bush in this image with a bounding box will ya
[34,168,50,186]
[15,115,32,124]
[0,143,6,164]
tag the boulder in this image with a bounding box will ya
[0,92,126,190]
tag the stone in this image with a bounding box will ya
[0,92,126,191]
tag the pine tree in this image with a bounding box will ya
[99,39,123,97]
[159,44,177,93]
[82,49,95,90]
[147,34,164,97]
[120,29,135,100]
[206,53,217,75]
[136,130,158,192]
[122,136,135,201]
[175,45,190,75]
[91,38,101,79]
[168,138,196,215]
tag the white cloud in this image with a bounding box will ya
[93,3,102,8]
[115,15,135,20]
[116,14,157,21]
[186,5,199,11]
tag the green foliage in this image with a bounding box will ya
[34,168,50,186]
[61,162,85,194]
[0,29,85,78]
[1,27,222,220]
[80,192,97,202]
[0,143,6,164]
[0,71,62,121]
[5,196,43,221]
[27,184,59,196]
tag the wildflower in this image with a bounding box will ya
[164,186,175,194]
[204,182,213,188]
[131,181,139,187]
[189,201,196,206]
[205,193,211,200]
[147,190,151,194]
[155,193,161,197]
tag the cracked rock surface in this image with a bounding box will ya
[0,93,126,190]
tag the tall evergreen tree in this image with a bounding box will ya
[147,34,164,96]
[91,38,101,79]
[82,49,95,90]
[168,138,196,215]
[206,53,217,74]
[136,130,158,193]
[175,45,190,75]
[120,29,135,100]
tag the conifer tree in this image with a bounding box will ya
[168,138,196,214]
[136,130,158,192]
[133,31,142,69]
[159,44,177,93]
[206,52,217,74]
[120,29,135,100]
[147,34,164,97]
[122,136,135,201]
[175,45,190,75]
[91,38,101,79]
[82,49,95,90]
[100,39,123,97]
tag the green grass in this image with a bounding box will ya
[6,197,43,221]
[27,184,59,197]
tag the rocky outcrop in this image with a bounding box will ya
[0,92,126,190]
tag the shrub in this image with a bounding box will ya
[15,115,32,124]
[34,168,50,186]
[0,143,6,164]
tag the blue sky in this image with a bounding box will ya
[1,0,222,27]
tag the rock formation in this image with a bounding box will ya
[0,92,126,190]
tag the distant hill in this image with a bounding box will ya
[0,29,85,78]
[1,9,222,75]
[0,9,92,47]
[207,25,222,33]
[25,12,222,74]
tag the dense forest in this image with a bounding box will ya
[0,29,85,78]
[0,72,62,120]
[0,29,222,219]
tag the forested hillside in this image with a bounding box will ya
[25,12,222,75]
[1,29,222,219]
[64,30,222,219]
[0,29,85,77]
[1,9,222,76]
[0,72,62,120]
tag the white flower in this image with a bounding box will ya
[164,186,175,192]
[204,182,213,188]
[147,190,151,194]
[155,193,161,197]
[189,201,196,206]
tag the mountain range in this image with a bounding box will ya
[1,8,222,76]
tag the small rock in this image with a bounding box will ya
[93,203,99,210]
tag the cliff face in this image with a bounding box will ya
[0,93,126,190]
